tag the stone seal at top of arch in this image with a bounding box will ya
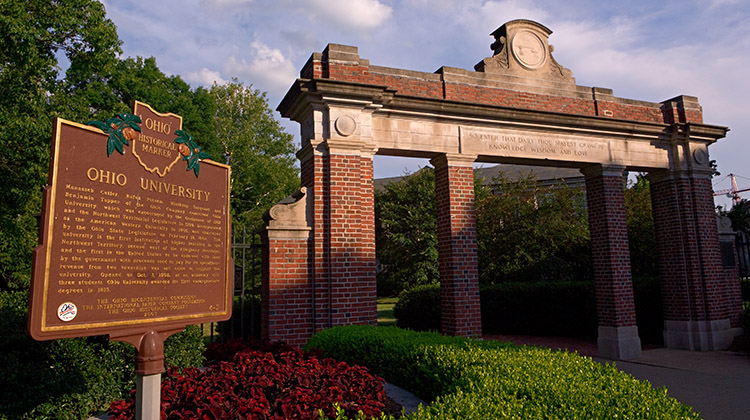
[474,19,574,84]
[512,30,547,69]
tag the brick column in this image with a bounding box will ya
[582,165,642,360]
[262,188,312,347]
[431,154,482,337]
[298,137,377,331]
[325,142,377,327]
[299,141,331,332]
[649,172,743,350]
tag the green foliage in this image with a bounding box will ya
[319,403,394,420]
[480,281,597,336]
[625,175,659,276]
[103,56,222,160]
[0,291,205,420]
[394,277,663,344]
[475,172,591,284]
[164,325,206,369]
[375,169,439,296]
[0,0,121,291]
[393,284,442,332]
[727,200,750,235]
[210,79,299,232]
[307,326,701,420]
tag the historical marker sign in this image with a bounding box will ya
[28,102,232,344]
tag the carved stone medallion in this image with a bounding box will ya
[512,30,547,69]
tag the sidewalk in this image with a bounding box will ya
[489,334,750,420]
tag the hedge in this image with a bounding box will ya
[394,277,664,344]
[306,326,701,419]
[0,289,206,420]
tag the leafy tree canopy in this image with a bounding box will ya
[475,172,591,284]
[624,174,658,277]
[0,0,121,290]
[375,168,439,296]
[0,1,299,288]
[210,80,299,232]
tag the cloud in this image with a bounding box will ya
[225,41,299,98]
[185,68,228,87]
[300,0,392,31]
[201,0,254,7]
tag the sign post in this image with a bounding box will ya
[27,102,232,419]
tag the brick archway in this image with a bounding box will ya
[262,20,742,359]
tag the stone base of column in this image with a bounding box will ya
[663,319,743,351]
[597,326,642,360]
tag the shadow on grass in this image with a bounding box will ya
[377,297,397,327]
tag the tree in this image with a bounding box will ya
[375,168,439,296]
[624,175,658,277]
[210,80,299,231]
[0,0,121,290]
[104,56,222,159]
[475,172,591,284]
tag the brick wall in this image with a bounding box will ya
[433,156,482,336]
[327,153,377,327]
[262,236,312,347]
[300,149,331,332]
[300,45,703,125]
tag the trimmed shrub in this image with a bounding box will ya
[0,290,205,420]
[394,277,664,344]
[393,284,441,332]
[480,281,596,337]
[110,338,388,419]
[307,326,701,419]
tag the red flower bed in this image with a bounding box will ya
[109,339,387,419]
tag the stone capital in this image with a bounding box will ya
[430,153,477,169]
[325,138,377,158]
[580,164,626,178]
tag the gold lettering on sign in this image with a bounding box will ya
[138,133,176,158]
[86,167,127,186]
[144,117,171,135]
[139,178,211,201]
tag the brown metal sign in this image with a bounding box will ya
[28,104,232,347]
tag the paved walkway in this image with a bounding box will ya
[488,335,750,420]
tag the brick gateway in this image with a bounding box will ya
[262,20,742,359]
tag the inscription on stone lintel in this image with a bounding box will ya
[460,126,611,162]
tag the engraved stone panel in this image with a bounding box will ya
[459,126,611,163]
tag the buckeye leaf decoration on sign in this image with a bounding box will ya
[87,113,142,156]
[175,130,212,177]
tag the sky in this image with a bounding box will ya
[102,0,750,208]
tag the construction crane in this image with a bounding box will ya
[714,173,750,206]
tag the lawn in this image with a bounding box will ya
[377,297,398,326]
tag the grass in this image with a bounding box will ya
[377,297,398,326]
